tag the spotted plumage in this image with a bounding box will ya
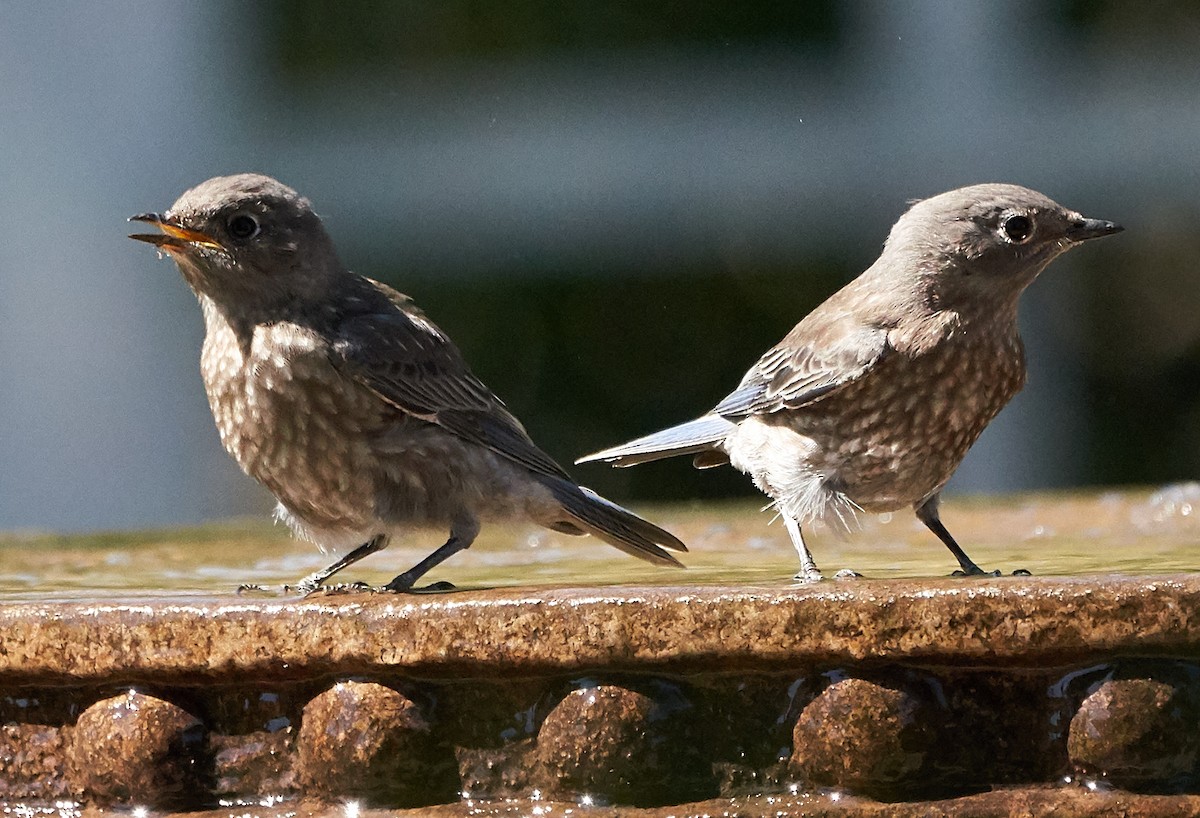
[131,173,686,591]
[579,184,1122,580]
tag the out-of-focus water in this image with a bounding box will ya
[1,486,1197,601]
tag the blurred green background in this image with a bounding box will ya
[1,1,1198,530]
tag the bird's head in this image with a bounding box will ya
[130,173,343,313]
[881,183,1122,312]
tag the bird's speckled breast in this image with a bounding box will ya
[793,323,1026,510]
[200,318,385,532]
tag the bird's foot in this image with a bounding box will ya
[833,569,864,580]
[949,565,1032,578]
[409,581,457,593]
[291,573,327,596]
[950,566,1002,578]
[289,580,374,597]
[382,575,457,594]
[792,567,824,584]
[235,583,275,596]
[322,581,375,595]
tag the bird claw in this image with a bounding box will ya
[295,580,374,596]
[1011,568,1032,576]
[792,566,863,583]
[327,581,375,594]
[291,575,324,596]
[286,579,373,596]
[289,576,459,596]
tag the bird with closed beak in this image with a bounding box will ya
[579,184,1122,581]
[130,173,686,592]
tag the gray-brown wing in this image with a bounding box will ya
[331,296,572,482]
[713,321,890,419]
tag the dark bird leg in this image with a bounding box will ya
[914,495,1000,577]
[297,534,389,593]
[384,516,480,592]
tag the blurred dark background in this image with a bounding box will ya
[1,1,1198,531]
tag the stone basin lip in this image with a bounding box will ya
[1,573,1197,684]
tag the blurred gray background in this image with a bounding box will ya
[1,1,1197,533]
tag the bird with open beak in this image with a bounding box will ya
[130,173,687,592]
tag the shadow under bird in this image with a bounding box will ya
[579,184,1122,581]
[129,173,685,592]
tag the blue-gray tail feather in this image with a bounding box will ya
[575,416,734,467]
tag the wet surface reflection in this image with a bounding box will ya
[0,486,1196,601]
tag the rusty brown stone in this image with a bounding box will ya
[2,578,1200,810]
[1069,678,1200,789]
[297,680,454,805]
[67,690,207,807]
[0,723,69,801]
[535,685,657,802]
[790,677,934,796]
[534,683,709,805]
[2,578,1200,685]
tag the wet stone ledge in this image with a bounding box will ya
[2,576,1200,815]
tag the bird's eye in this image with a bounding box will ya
[1001,214,1033,244]
[227,214,260,241]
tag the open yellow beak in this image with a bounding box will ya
[128,213,223,251]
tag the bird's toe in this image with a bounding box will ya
[313,581,373,596]
[413,580,457,593]
[950,567,1002,578]
[383,577,457,594]
[833,569,864,580]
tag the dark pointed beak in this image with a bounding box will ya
[129,212,177,247]
[128,213,222,250]
[1066,217,1123,242]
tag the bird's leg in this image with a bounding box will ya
[914,496,1001,577]
[296,534,389,594]
[384,516,480,593]
[784,516,823,583]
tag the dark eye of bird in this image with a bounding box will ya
[227,214,260,241]
[1001,214,1033,243]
